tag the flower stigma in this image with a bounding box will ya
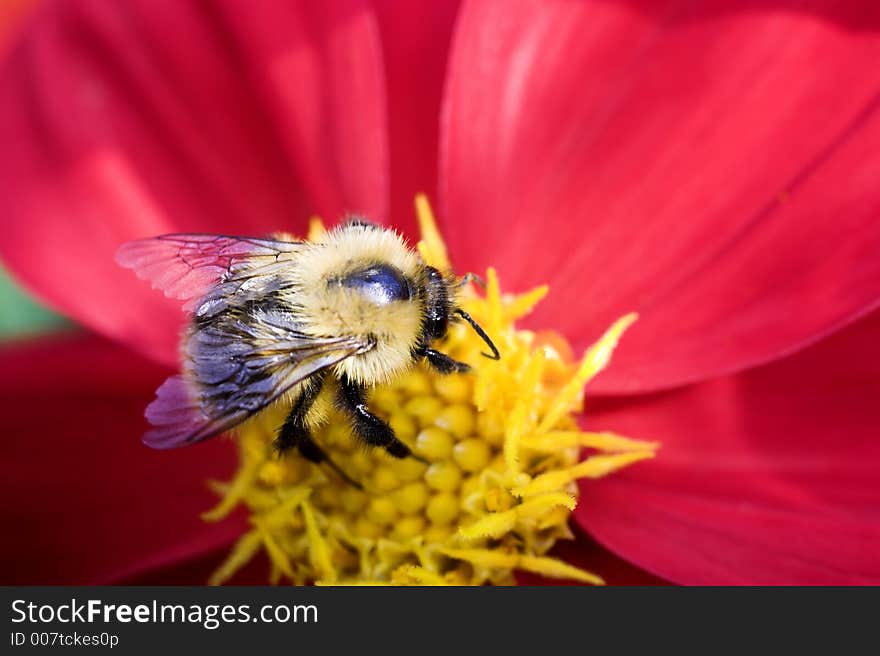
[204,195,657,585]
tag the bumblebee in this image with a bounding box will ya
[116,221,499,477]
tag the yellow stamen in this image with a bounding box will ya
[307,216,327,242]
[258,526,296,581]
[513,452,657,498]
[208,529,262,586]
[301,499,337,584]
[537,313,638,433]
[522,431,659,453]
[414,193,450,271]
[504,285,549,322]
[206,198,655,586]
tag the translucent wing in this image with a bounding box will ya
[115,233,304,313]
[144,332,372,449]
[118,232,368,448]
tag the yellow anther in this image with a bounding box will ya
[404,396,444,426]
[354,518,382,539]
[371,466,400,493]
[484,487,515,512]
[392,516,427,541]
[434,403,476,439]
[388,411,418,442]
[414,427,455,460]
[257,461,287,486]
[433,374,471,403]
[476,411,505,447]
[366,497,399,525]
[395,370,432,396]
[423,524,453,543]
[391,481,430,514]
[339,487,368,514]
[426,493,460,525]
[424,461,463,492]
[459,474,482,500]
[389,457,428,483]
[453,438,491,473]
[369,387,401,410]
[348,451,374,475]
[316,484,342,509]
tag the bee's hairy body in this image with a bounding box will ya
[118,220,497,482]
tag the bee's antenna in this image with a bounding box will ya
[455,309,500,360]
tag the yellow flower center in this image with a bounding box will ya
[204,195,657,585]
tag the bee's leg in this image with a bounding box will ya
[274,375,324,455]
[416,346,470,374]
[275,375,361,488]
[337,375,427,462]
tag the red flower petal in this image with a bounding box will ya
[0,0,388,364]
[574,308,880,584]
[441,0,880,392]
[115,539,270,585]
[0,0,36,57]
[0,332,243,584]
[372,0,460,234]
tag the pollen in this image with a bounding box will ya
[204,195,657,586]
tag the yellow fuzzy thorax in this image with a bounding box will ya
[286,222,424,386]
[204,196,657,586]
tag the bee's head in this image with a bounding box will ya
[423,266,500,360]
[423,266,451,341]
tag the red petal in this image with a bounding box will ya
[0,333,243,584]
[373,0,460,234]
[0,0,388,364]
[574,308,880,584]
[115,540,270,585]
[0,0,35,57]
[441,0,880,392]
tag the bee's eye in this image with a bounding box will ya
[339,264,412,305]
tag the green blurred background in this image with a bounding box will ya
[0,263,69,339]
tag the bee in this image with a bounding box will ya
[116,220,499,480]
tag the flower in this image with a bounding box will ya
[201,201,654,585]
[1,0,879,584]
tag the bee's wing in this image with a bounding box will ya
[144,334,372,449]
[115,234,304,312]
